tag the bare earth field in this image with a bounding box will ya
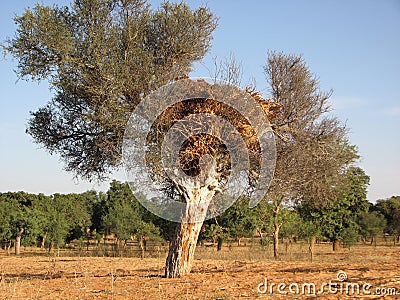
[0,243,399,299]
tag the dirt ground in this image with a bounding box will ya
[0,243,399,299]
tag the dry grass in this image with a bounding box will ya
[0,243,399,299]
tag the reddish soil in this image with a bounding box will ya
[0,244,399,299]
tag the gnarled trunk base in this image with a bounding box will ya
[165,220,203,278]
[165,155,218,278]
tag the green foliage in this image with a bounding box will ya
[4,0,217,180]
[146,216,176,242]
[341,222,360,249]
[297,219,322,241]
[0,195,19,242]
[256,197,300,239]
[217,197,260,242]
[202,223,224,243]
[298,167,370,244]
[375,196,400,235]
[0,182,398,251]
[280,210,301,239]
[102,200,141,241]
[101,181,159,242]
[358,210,386,240]
[33,193,92,248]
[0,192,44,246]
[0,183,162,250]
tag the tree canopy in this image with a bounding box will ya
[4,0,217,180]
[375,196,400,236]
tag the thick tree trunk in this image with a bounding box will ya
[165,187,215,277]
[15,228,24,255]
[165,155,219,278]
[165,220,204,278]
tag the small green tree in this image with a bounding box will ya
[101,181,159,256]
[202,222,225,250]
[300,167,370,251]
[341,223,360,249]
[217,197,259,246]
[0,192,43,254]
[258,197,299,259]
[35,196,70,251]
[297,218,322,262]
[375,196,400,243]
[358,210,386,245]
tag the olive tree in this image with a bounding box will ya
[4,0,217,180]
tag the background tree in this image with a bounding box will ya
[257,197,286,259]
[78,190,104,248]
[256,198,300,259]
[296,217,322,262]
[216,197,259,247]
[279,208,301,253]
[375,196,400,243]
[299,167,370,251]
[202,222,225,250]
[0,194,22,254]
[101,181,159,256]
[358,210,386,246]
[0,192,43,255]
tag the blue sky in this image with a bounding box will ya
[0,0,399,201]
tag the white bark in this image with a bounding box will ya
[165,157,220,278]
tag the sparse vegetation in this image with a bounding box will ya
[0,242,399,299]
